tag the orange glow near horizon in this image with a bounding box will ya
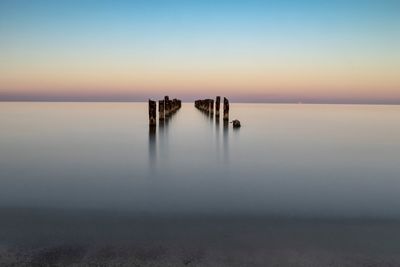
[0,1,399,103]
[1,60,399,101]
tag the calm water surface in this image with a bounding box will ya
[1,102,400,217]
[1,102,400,266]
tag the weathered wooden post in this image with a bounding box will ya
[215,96,220,117]
[164,96,170,117]
[195,98,215,114]
[172,98,177,112]
[223,97,229,121]
[159,100,164,121]
[148,99,157,126]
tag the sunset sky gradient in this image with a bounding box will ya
[0,0,399,103]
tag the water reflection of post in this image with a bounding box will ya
[159,118,165,133]
[158,116,167,161]
[209,106,214,125]
[148,125,156,169]
[215,111,220,161]
[164,110,169,134]
[223,119,229,164]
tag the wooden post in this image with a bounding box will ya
[164,96,170,117]
[215,96,220,117]
[195,98,215,114]
[159,100,164,121]
[172,98,178,112]
[223,97,229,121]
[148,99,157,126]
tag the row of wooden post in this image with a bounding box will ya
[149,96,182,126]
[194,96,229,121]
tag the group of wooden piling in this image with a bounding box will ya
[149,96,240,128]
[149,96,181,126]
[195,96,229,121]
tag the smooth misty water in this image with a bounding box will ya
[1,102,400,266]
[1,102,400,216]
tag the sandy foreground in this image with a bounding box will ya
[1,208,400,266]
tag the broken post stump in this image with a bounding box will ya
[195,98,218,116]
[223,97,229,121]
[215,96,220,117]
[159,100,164,120]
[209,99,214,114]
[172,98,178,112]
[148,99,157,126]
[232,119,241,128]
[147,96,181,127]
[164,96,170,117]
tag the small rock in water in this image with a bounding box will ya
[232,120,241,128]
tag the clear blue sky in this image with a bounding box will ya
[0,0,399,102]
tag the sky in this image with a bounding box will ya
[0,0,399,103]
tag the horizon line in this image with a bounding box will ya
[1,100,399,105]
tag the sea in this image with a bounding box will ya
[1,102,400,266]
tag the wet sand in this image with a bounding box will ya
[1,207,400,266]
